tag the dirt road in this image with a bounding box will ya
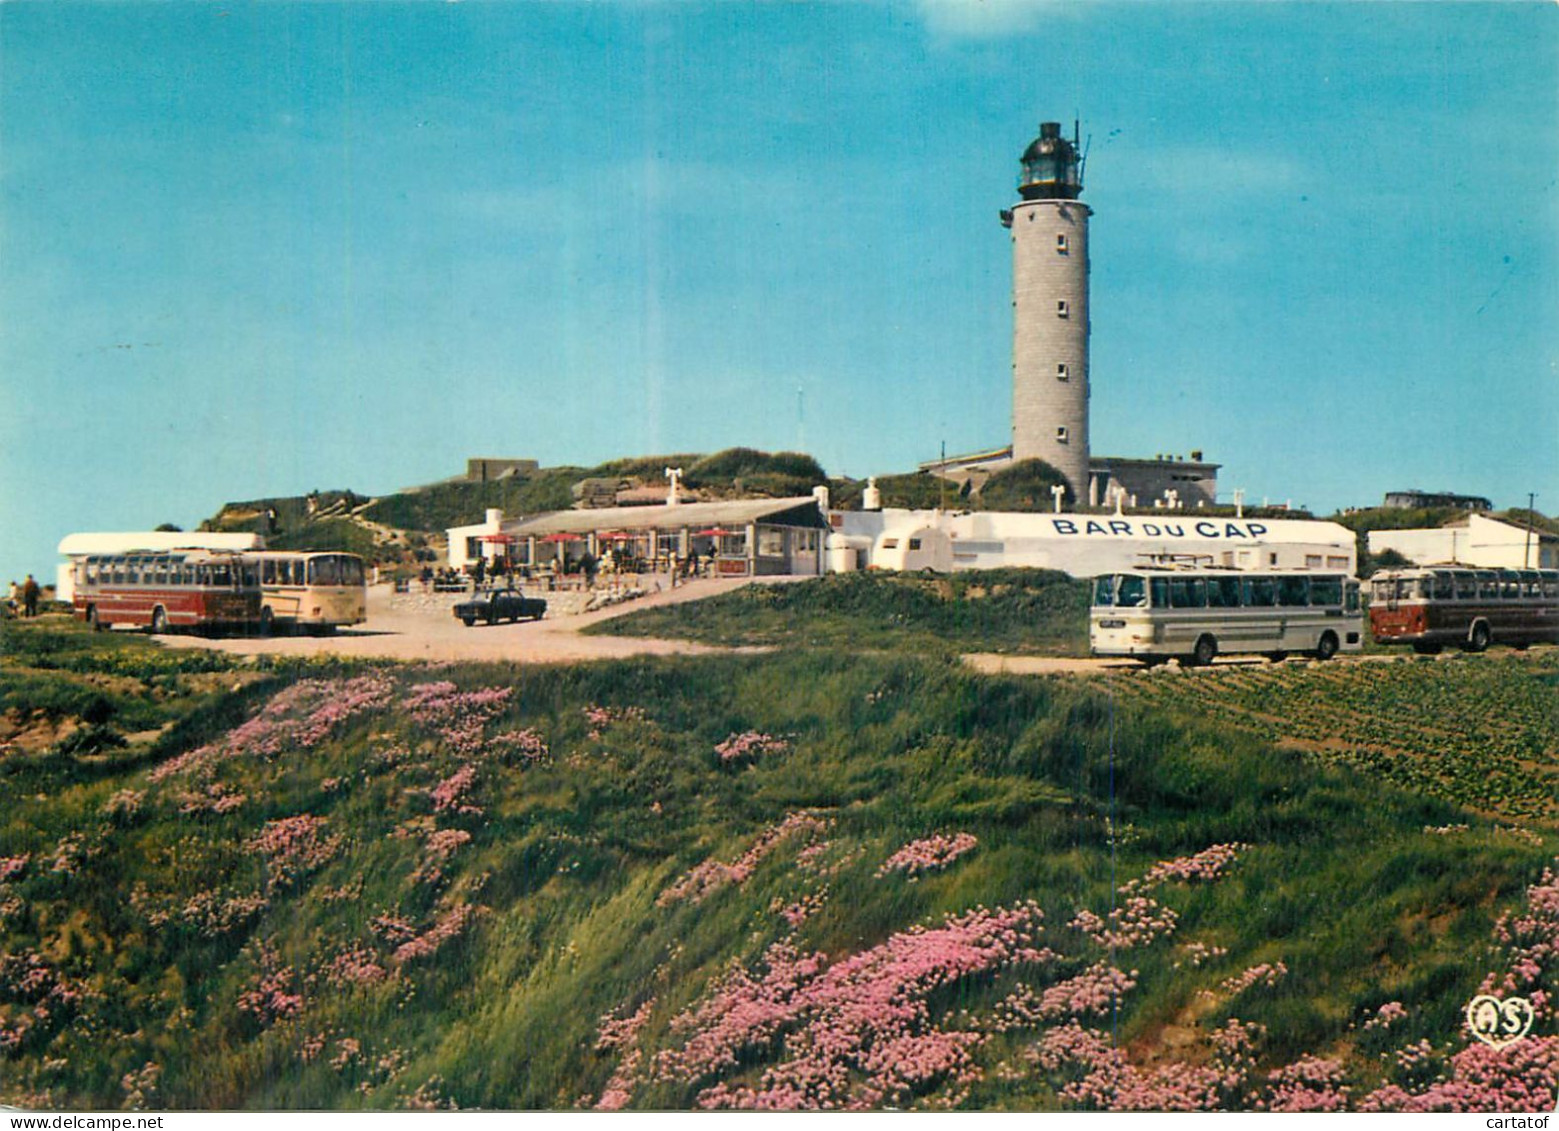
[155,579,767,664]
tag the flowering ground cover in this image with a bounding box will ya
[0,617,1555,1110]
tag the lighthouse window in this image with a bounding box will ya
[1056,426,1069,442]
[1056,234,1069,254]
[1056,363,1070,381]
[1057,300,1070,318]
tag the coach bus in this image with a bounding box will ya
[248,551,368,634]
[72,550,262,634]
[1090,568,1364,666]
[1368,566,1559,653]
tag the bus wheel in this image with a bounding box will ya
[1191,635,1218,667]
[1314,632,1339,661]
[1268,651,1287,663]
[150,607,169,635]
[259,608,274,637]
[87,606,103,632]
[1467,622,1491,653]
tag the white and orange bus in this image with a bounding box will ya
[72,550,262,634]
[247,551,368,634]
[1368,566,1559,653]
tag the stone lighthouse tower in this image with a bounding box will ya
[1002,121,1090,504]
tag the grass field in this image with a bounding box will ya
[1,617,1555,1111]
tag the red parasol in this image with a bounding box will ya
[479,533,515,544]
[540,532,583,543]
[595,531,635,542]
[694,527,739,538]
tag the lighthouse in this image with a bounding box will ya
[1001,121,1091,504]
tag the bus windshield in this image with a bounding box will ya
[306,555,365,587]
[1092,574,1146,608]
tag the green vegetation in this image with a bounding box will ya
[979,458,1074,511]
[1,616,1555,1110]
[1106,651,1559,822]
[829,472,953,510]
[590,569,1092,655]
[361,470,583,534]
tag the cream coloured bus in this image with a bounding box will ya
[1090,568,1363,666]
[247,552,367,634]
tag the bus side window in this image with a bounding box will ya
[1432,573,1454,600]
[1118,576,1146,607]
[1149,578,1169,608]
[1454,572,1475,600]
[1278,576,1309,606]
[1092,576,1115,607]
[1188,578,1207,607]
[1244,578,1276,606]
[1311,578,1342,607]
[1477,573,1498,600]
[261,559,274,585]
[1345,581,1360,613]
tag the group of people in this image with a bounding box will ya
[5,575,41,618]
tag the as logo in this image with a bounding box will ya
[1465,994,1534,1048]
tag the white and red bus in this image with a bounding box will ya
[1090,568,1364,666]
[72,550,262,634]
[247,551,367,634]
[1368,566,1559,653]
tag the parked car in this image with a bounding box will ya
[453,588,547,627]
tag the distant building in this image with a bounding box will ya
[919,450,1220,509]
[467,458,538,482]
[1090,453,1219,510]
[1367,513,1556,569]
[1382,489,1492,512]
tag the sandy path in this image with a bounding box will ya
[154,578,768,664]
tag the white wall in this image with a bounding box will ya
[1368,515,1556,569]
[833,509,1357,576]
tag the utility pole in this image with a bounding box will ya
[939,441,947,513]
[1526,491,1537,568]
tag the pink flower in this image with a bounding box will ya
[715,731,790,764]
[876,833,979,879]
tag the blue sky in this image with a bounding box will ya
[2,1,1555,584]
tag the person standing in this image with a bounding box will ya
[22,574,40,617]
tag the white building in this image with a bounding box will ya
[829,509,1357,577]
[55,531,265,602]
[1367,513,1557,569]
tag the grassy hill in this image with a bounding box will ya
[590,569,1093,655]
[1,616,1556,1111]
